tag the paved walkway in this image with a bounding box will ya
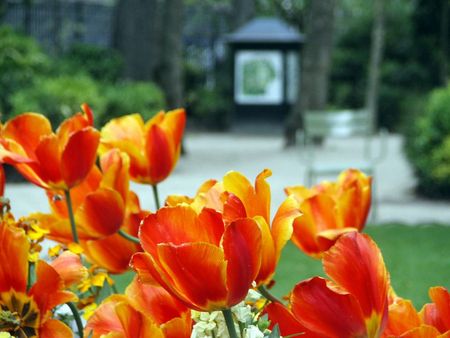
[5,131,450,225]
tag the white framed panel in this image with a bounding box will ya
[235,50,284,104]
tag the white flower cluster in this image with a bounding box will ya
[190,290,272,338]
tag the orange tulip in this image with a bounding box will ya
[131,204,262,311]
[420,287,450,335]
[100,109,186,185]
[0,220,83,337]
[33,149,130,243]
[286,168,372,257]
[86,277,192,338]
[166,169,301,286]
[382,287,450,337]
[0,104,100,190]
[81,192,148,274]
[267,232,389,338]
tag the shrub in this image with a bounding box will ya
[187,87,230,130]
[58,44,124,83]
[0,26,49,117]
[10,74,105,127]
[98,82,166,127]
[405,84,450,198]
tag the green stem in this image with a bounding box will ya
[64,190,79,244]
[67,302,84,338]
[118,229,140,244]
[151,184,161,210]
[27,262,35,291]
[222,309,239,338]
[258,285,284,304]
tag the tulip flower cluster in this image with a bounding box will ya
[0,105,448,338]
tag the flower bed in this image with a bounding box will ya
[0,106,448,337]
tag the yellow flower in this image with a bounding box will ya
[82,303,98,321]
[48,244,62,257]
[68,242,84,254]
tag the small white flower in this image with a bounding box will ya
[243,325,265,338]
[246,289,263,303]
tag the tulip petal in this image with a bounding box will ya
[29,261,77,315]
[145,124,174,184]
[252,216,276,286]
[222,193,247,223]
[384,298,422,337]
[34,134,63,186]
[0,222,28,293]
[157,242,228,311]
[100,149,130,202]
[316,227,358,252]
[323,232,389,337]
[50,251,87,287]
[421,287,450,333]
[115,301,164,338]
[76,188,125,238]
[82,233,140,274]
[223,169,271,222]
[40,318,73,338]
[61,127,100,188]
[159,109,186,148]
[398,325,442,338]
[86,295,129,336]
[222,218,262,305]
[291,277,366,338]
[265,302,319,338]
[139,206,223,256]
[285,185,316,203]
[272,195,301,261]
[32,212,73,243]
[125,277,189,326]
[2,113,52,158]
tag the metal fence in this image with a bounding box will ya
[3,0,115,53]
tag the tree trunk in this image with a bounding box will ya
[231,0,255,29]
[157,0,184,109]
[112,0,161,81]
[440,0,449,85]
[284,0,337,146]
[365,0,385,131]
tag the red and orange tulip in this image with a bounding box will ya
[33,149,130,243]
[383,287,450,337]
[267,232,389,338]
[131,204,262,311]
[100,109,186,185]
[0,220,85,337]
[166,169,301,286]
[0,104,100,190]
[86,277,192,338]
[81,191,148,274]
[286,168,372,257]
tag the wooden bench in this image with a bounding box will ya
[298,109,387,220]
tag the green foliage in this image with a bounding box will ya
[0,26,49,117]
[10,74,105,127]
[330,0,433,131]
[58,44,124,83]
[98,82,166,127]
[405,84,450,198]
[188,87,231,130]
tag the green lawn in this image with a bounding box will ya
[113,224,450,309]
[272,224,450,308]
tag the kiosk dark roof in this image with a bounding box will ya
[227,17,304,45]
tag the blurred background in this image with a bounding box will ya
[0,0,449,305]
[0,0,449,201]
